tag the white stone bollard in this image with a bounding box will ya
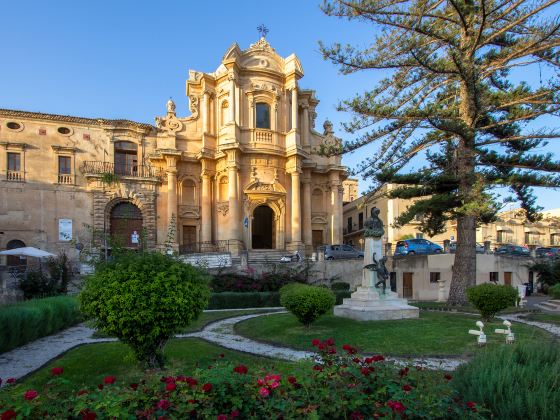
[495,320,515,344]
[468,321,487,346]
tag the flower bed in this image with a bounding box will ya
[0,339,485,419]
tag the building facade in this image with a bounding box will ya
[0,38,347,260]
[343,184,560,251]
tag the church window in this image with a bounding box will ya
[256,102,271,129]
[182,179,196,205]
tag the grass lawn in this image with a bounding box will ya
[234,311,553,357]
[521,313,560,326]
[1,338,301,397]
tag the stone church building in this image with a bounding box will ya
[0,38,347,258]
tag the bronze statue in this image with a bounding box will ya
[363,207,385,238]
[363,252,389,294]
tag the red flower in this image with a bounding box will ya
[360,367,370,377]
[233,365,248,374]
[130,383,139,390]
[372,355,385,362]
[388,400,406,413]
[216,415,228,420]
[288,376,297,384]
[313,365,323,372]
[1,409,17,420]
[202,383,213,393]
[6,378,16,384]
[402,384,413,392]
[230,410,240,417]
[325,338,335,346]
[218,353,225,358]
[79,409,97,420]
[77,389,88,396]
[350,412,364,420]
[352,357,361,364]
[311,339,321,346]
[23,390,38,401]
[51,367,63,376]
[270,381,279,389]
[342,344,357,354]
[399,367,409,377]
[103,375,116,384]
[165,382,177,391]
[97,384,103,390]
[444,374,453,381]
[328,347,337,354]
[259,387,270,397]
[156,399,170,410]
[466,402,476,409]
[185,377,198,386]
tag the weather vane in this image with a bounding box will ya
[257,24,269,38]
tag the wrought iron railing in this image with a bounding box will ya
[80,161,164,180]
[179,240,237,254]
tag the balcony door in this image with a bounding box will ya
[114,141,138,176]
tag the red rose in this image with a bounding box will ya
[103,376,116,384]
[216,415,228,420]
[328,347,337,354]
[130,383,139,390]
[23,390,38,401]
[372,355,385,362]
[79,409,97,420]
[466,402,476,409]
[259,387,270,397]
[311,339,321,346]
[97,384,103,390]
[399,367,409,377]
[230,410,240,417]
[342,344,357,354]
[165,382,177,391]
[444,374,453,381]
[388,400,406,413]
[325,338,335,346]
[352,357,361,364]
[288,376,297,384]
[219,353,225,358]
[402,384,413,392]
[313,365,323,372]
[361,367,370,376]
[186,377,198,386]
[77,389,88,396]
[157,399,171,410]
[1,409,17,420]
[202,383,212,393]
[233,365,248,374]
[6,378,16,384]
[51,367,63,376]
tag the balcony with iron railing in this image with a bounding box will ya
[80,161,164,181]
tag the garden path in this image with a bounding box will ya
[0,310,477,383]
[499,314,560,336]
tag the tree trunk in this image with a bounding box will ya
[448,214,477,305]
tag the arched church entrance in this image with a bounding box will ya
[109,202,143,247]
[252,205,275,249]
[6,239,26,267]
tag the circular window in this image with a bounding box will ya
[6,122,21,130]
[57,126,71,135]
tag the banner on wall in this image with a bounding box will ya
[59,219,72,241]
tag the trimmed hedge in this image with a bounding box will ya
[0,296,82,353]
[466,283,518,320]
[207,290,351,309]
[280,284,336,327]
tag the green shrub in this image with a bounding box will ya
[466,283,517,320]
[280,283,336,327]
[454,342,560,420]
[549,283,560,299]
[331,281,350,291]
[17,252,73,299]
[0,296,81,353]
[79,252,210,368]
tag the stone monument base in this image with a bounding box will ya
[334,287,419,321]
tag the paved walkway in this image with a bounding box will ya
[3,309,557,383]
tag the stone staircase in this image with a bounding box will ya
[247,250,289,264]
[536,299,560,312]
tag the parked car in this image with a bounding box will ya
[495,244,530,256]
[535,247,560,258]
[394,239,443,256]
[321,244,364,260]
[448,242,486,254]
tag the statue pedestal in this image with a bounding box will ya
[334,234,419,321]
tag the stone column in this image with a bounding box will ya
[200,171,212,244]
[227,152,241,244]
[165,155,179,249]
[291,88,298,131]
[229,74,236,123]
[302,171,312,251]
[290,169,302,248]
[330,172,343,244]
[202,91,210,133]
[301,105,309,146]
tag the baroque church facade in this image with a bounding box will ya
[0,38,346,257]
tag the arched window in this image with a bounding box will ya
[219,176,229,202]
[221,101,229,127]
[312,189,324,212]
[6,239,26,267]
[110,202,143,247]
[182,179,196,205]
[256,102,271,129]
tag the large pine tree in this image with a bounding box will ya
[320,0,560,304]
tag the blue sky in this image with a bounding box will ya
[1,0,559,210]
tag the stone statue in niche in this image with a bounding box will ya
[363,207,385,238]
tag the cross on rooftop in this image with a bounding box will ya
[257,24,269,38]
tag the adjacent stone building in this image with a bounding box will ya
[0,38,347,261]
